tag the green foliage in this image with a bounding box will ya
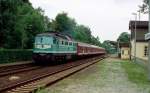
[0,0,50,49]
[51,12,76,37]
[117,32,130,43]
[74,25,91,43]
[91,36,102,46]
[74,25,101,46]
[0,0,22,48]
[0,49,32,64]
[102,40,116,54]
[51,12,102,46]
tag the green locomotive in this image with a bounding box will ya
[33,32,77,63]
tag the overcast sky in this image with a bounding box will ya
[29,0,148,42]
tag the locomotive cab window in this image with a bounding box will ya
[35,36,53,44]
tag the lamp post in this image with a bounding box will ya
[132,13,137,62]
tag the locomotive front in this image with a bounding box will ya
[33,34,56,63]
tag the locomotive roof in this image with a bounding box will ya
[36,31,73,41]
[77,42,105,49]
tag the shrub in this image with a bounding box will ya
[0,49,32,64]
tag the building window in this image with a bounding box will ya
[144,46,148,56]
[122,50,124,55]
[127,50,129,55]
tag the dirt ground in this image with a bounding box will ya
[45,58,150,93]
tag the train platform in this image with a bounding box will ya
[0,61,32,67]
[38,57,150,93]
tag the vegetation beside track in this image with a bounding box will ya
[0,49,32,64]
[121,60,150,87]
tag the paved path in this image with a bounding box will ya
[45,58,150,93]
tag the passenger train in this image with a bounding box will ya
[32,31,106,64]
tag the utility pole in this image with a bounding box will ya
[145,1,150,81]
[117,40,120,58]
[148,0,150,81]
[132,13,137,62]
[137,10,141,21]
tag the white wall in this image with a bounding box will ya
[121,47,130,59]
[131,40,148,60]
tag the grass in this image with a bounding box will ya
[121,60,150,87]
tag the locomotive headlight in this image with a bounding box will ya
[35,44,41,48]
[35,44,51,49]
[43,45,51,48]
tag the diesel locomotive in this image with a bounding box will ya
[32,31,106,64]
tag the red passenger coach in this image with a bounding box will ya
[77,42,106,56]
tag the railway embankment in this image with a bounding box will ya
[38,57,150,93]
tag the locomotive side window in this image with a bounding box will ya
[69,42,72,45]
[53,38,56,44]
[65,41,68,45]
[73,43,76,46]
[40,38,43,43]
[62,41,64,45]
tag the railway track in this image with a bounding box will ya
[0,56,105,93]
[0,63,33,73]
[0,63,42,77]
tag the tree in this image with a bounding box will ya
[0,0,23,48]
[117,32,130,43]
[74,25,92,43]
[139,0,149,13]
[51,13,102,46]
[91,36,102,46]
[52,12,76,37]
[0,0,49,49]
[102,40,116,54]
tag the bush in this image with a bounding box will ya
[0,49,32,64]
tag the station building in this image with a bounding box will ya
[119,43,130,60]
[129,21,148,64]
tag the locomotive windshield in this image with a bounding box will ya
[35,36,53,44]
[34,35,54,49]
